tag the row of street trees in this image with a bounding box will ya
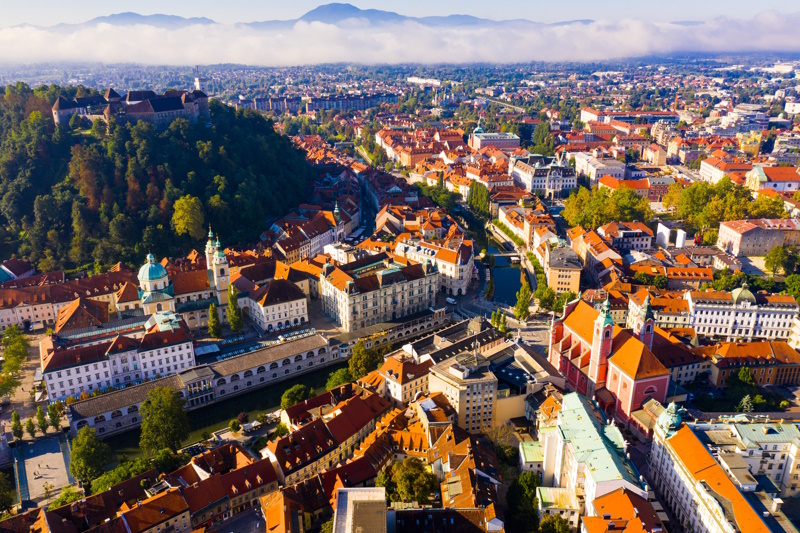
[1,326,29,398]
[208,285,244,337]
[10,404,62,440]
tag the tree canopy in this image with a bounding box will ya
[48,486,84,510]
[139,387,190,454]
[280,384,310,410]
[70,426,113,484]
[228,286,244,332]
[563,186,652,228]
[663,177,787,232]
[207,303,221,337]
[539,514,571,533]
[326,368,353,390]
[0,473,14,514]
[514,280,532,321]
[0,85,316,271]
[467,180,491,218]
[0,326,28,398]
[348,341,388,380]
[90,449,188,494]
[506,471,541,533]
[377,457,439,504]
[765,246,797,276]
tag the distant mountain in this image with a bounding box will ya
[298,3,407,25]
[246,3,595,29]
[16,4,721,32]
[24,4,603,32]
[48,12,216,31]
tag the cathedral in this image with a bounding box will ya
[117,229,230,329]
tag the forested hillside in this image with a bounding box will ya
[0,83,316,272]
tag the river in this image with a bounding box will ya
[487,242,525,306]
[104,361,347,459]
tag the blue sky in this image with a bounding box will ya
[2,0,796,26]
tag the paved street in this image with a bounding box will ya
[0,332,47,429]
[217,507,264,533]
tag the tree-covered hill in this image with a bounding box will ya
[0,83,316,272]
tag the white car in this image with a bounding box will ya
[446,297,457,305]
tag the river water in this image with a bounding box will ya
[104,361,347,459]
[487,243,524,306]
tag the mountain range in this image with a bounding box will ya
[20,4,602,31]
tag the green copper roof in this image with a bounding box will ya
[558,393,641,486]
[138,254,168,281]
[520,441,544,464]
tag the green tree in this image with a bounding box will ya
[765,245,788,276]
[172,194,206,241]
[499,311,507,333]
[514,281,532,321]
[737,394,754,413]
[139,387,190,454]
[0,473,14,514]
[25,418,36,439]
[539,514,571,533]
[732,366,757,389]
[786,274,800,301]
[272,422,290,440]
[326,368,353,390]
[701,228,719,246]
[786,247,799,275]
[48,486,84,510]
[152,448,190,475]
[11,412,22,440]
[348,341,385,380]
[752,394,768,411]
[48,403,61,431]
[0,326,28,398]
[70,426,113,484]
[554,291,577,314]
[281,384,310,410]
[229,419,241,433]
[633,272,654,285]
[375,468,395,498]
[384,458,439,504]
[653,274,668,289]
[207,303,221,337]
[36,406,49,434]
[91,457,150,494]
[531,120,554,156]
[507,471,541,533]
[538,287,556,311]
[228,285,243,332]
[320,518,334,533]
[68,113,82,130]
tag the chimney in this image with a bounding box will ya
[773,498,784,513]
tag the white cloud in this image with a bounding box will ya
[0,11,798,65]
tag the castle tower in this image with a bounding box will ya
[632,293,655,350]
[194,66,208,94]
[588,297,614,388]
